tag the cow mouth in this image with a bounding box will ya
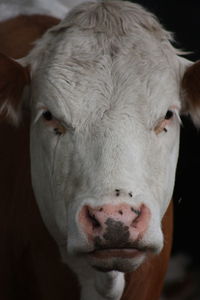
[89,248,145,259]
[86,247,148,272]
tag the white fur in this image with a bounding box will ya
[9,1,198,299]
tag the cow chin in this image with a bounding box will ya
[87,251,146,273]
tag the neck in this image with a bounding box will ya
[64,255,125,300]
[80,270,125,300]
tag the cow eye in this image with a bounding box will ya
[154,110,174,135]
[41,109,66,135]
[42,110,53,121]
[165,110,174,120]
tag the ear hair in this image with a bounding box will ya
[0,53,30,126]
[181,61,200,127]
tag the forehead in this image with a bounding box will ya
[31,1,180,126]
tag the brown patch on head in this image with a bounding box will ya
[0,15,62,126]
[0,15,60,59]
[0,53,30,125]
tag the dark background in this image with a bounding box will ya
[129,0,200,265]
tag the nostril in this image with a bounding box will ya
[131,207,141,216]
[87,209,101,229]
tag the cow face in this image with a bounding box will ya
[1,1,200,273]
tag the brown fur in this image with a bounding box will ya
[0,15,60,59]
[0,14,172,300]
[0,54,30,124]
[182,61,200,115]
[122,202,173,300]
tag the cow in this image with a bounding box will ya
[0,1,200,299]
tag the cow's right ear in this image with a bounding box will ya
[0,53,30,126]
[181,61,200,127]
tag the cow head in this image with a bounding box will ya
[1,1,200,274]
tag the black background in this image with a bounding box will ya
[129,0,200,265]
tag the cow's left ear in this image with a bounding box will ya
[0,53,30,126]
[181,61,200,127]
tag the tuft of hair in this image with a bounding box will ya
[182,61,200,127]
[61,0,173,40]
[0,53,30,126]
[25,0,175,74]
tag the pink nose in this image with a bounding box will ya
[79,203,151,248]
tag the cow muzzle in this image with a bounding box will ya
[78,202,151,270]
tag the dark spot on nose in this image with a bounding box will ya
[118,210,123,215]
[104,219,130,246]
[94,218,131,249]
[99,208,103,212]
[129,192,133,198]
